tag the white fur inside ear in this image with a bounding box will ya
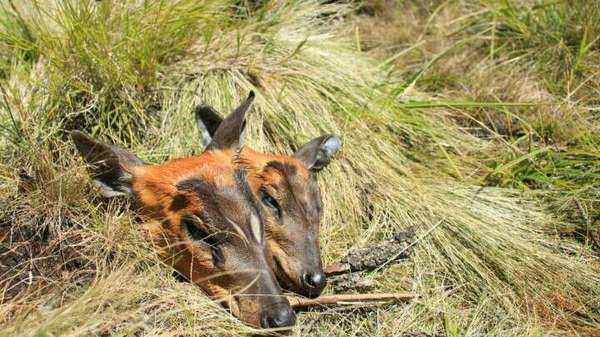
[93,179,129,198]
[321,136,340,157]
[250,212,262,244]
[312,136,340,170]
[198,124,213,147]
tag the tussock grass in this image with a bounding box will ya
[1,1,599,336]
[355,0,600,248]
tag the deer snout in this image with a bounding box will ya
[301,270,326,298]
[260,303,296,329]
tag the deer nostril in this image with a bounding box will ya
[261,305,296,329]
[302,271,326,290]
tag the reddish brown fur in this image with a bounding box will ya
[138,151,288,325]
[133,151,235,218]
[218,147,325,297]
[193,93,336,298]
[111,149,288,327]
[72,125,297,329]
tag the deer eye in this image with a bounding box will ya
[183,218,208,241]
[182,217,224,267]
[261,192,282,218]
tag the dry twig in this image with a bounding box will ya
[287,293,417,309]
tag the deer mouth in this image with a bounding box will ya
[273,256,302,293]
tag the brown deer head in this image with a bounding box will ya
[195,92,340,298]
[71,102,296,329]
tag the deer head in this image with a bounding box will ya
[71,102,296,329]
[195,92,340,298]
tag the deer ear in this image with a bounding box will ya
[194,104,223,147]
[294,135,340,172]
[206,91,255,150]
[71,131,144,197]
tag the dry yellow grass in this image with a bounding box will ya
[1,1,599,336]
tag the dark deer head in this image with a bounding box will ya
[72,116,295,330]
[195,92,340,298]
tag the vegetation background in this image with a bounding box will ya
[1,0,599,336]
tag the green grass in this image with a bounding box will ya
[355,0,600,243]
[1,0,599,336]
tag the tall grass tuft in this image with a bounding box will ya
[1,1,599,336]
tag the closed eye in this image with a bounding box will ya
[261,192,282,219]
[182,217,224,267]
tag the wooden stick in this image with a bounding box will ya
[287,293,417,308]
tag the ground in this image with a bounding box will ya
[0,1,599,336]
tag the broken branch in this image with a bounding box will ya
[287,292,417,308]
[324,230,415,276]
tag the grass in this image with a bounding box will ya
[355,0,600,243]
[1,0,599,336]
